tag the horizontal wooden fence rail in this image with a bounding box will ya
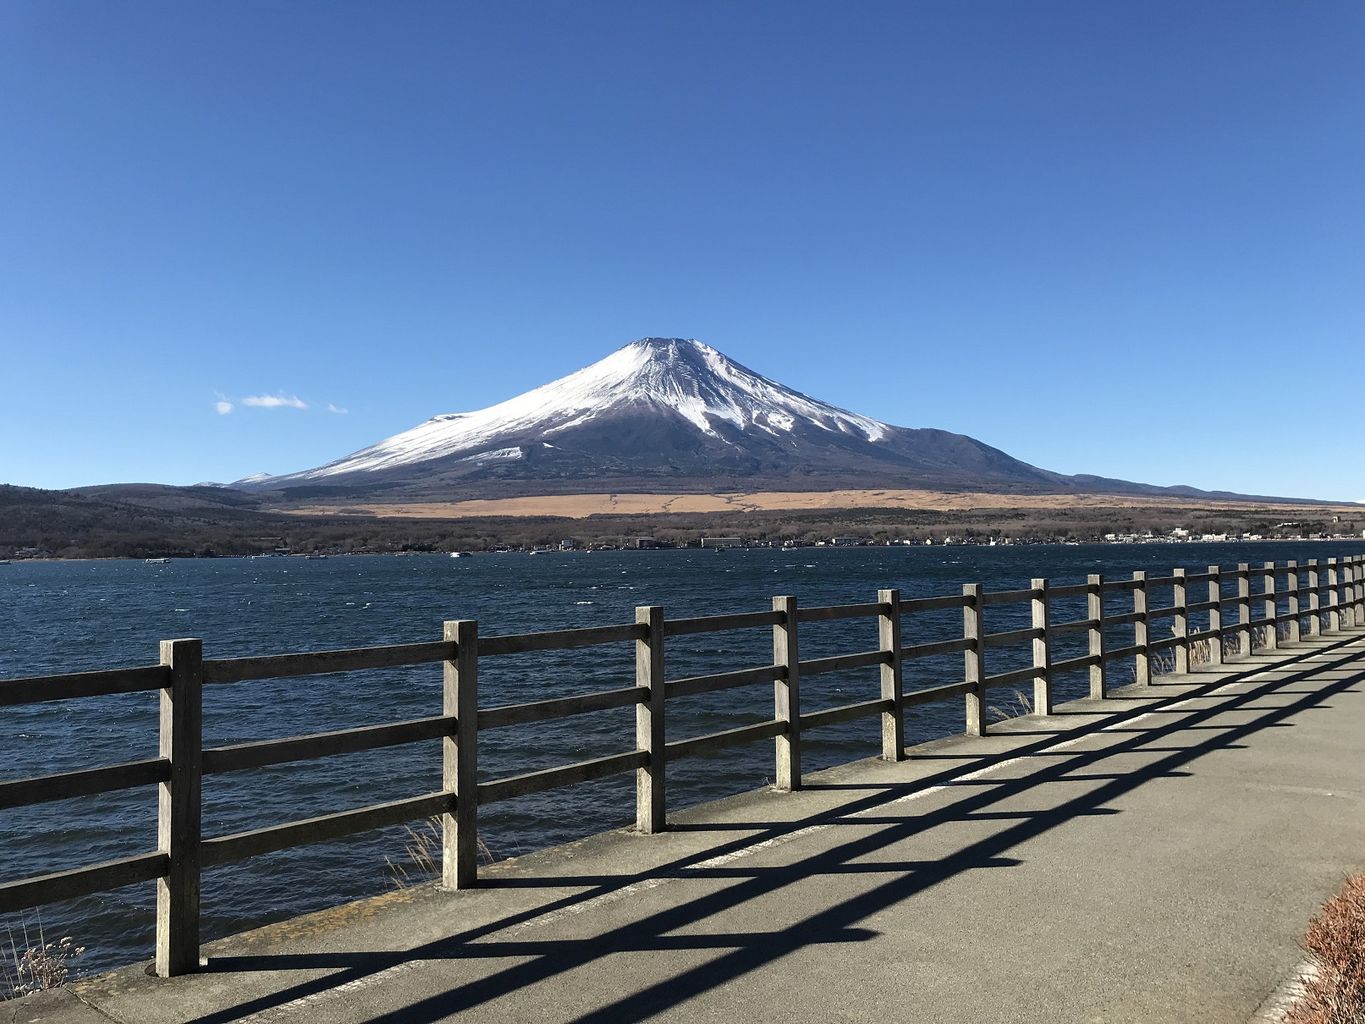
[3,554,1364,976]
[0,664,169,707]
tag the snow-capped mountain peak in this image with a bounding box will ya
[546,337,887,441]
[229,336,1283,504]
[263,338,890,483]
[236,336,1076,498]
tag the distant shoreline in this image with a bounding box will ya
[6,534,1365,566]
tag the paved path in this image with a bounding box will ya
[22,629,1365,1023]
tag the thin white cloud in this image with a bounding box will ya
[214,400,234,415]
[327,403,348,415]
[242,393,309,410]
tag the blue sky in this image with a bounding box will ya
[3,2,1361,499]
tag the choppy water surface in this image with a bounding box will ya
[1,541,1356,974]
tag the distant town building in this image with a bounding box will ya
[701,536,742,549]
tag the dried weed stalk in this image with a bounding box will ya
[2,914,85,1000]
[987,688,1033,723]
[385,816,495,889]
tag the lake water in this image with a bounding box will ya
[2,540,1359,976]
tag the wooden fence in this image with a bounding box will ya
[2,554,1363,976]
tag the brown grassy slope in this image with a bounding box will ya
[282,488,1365,521]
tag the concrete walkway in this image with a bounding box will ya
[21,629,1365,1024]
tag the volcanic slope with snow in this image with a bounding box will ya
[241,338,1201,500]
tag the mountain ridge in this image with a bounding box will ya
[236,338,1310,504]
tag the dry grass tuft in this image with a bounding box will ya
[1117,615,1321,685]
[1286,874,1365,1024]
[1127,626,1260,683]
[384,816,496,889]
[2,914,85,1000]
[987,688,1033,723]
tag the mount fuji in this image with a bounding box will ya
[238,338,1219,501]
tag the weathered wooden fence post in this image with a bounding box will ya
[1286,561,1300,643]
[1344,558,1355,629]
[1132,571,1150,685]
[1238,563,1252,654]
[1088,575,1106,698]
[156,637,202,978]
[1348,557,1359,630]
[1328,558,1341,632]
[877,589,905,761]
[1031,578,1052,714]
[1350,556,1360,627]
[1340,559,1351,629]
[1348,557,1359,622]
[635,605,666,833]
[1356,555,1365,624]
[1262,562,1278,650]
[1308,559,1321,637]
[1354,557,1365,622]
[443,619,478,890]
[1207,565,1224,666]
[1347,557,1359,628]
[963,583,986,735]
[1173,568,1190,673]
[773,595,801,791]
